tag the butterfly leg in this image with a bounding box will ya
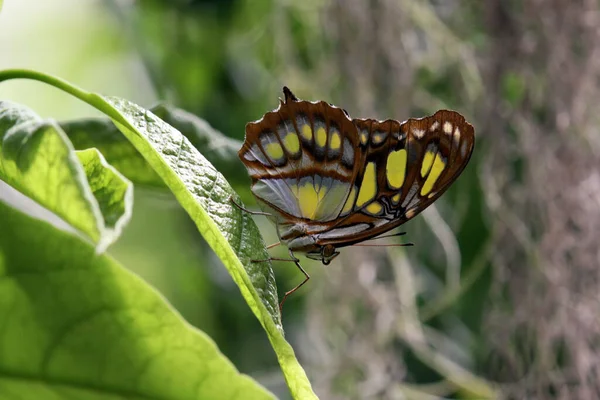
[229,196,273,217]
[249,249,310,311]
[278,250,310,311]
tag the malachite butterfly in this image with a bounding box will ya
[238,87,475,308]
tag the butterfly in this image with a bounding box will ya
[237,87,474,309]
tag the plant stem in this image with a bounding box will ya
[0,69,93,101]
[0,68,127,125]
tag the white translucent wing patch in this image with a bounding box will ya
[251,175,352,221]
[246,144,270,166]
[253,179,301,217]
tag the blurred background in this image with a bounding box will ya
[2,0,600,399]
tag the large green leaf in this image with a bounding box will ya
[0,198,275,400]
[100,97,316,399]
[99,97,282,326]
[0,101,132,252]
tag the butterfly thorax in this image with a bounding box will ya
[277,222,339,265]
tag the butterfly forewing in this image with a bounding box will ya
[239,87,474,252]
[240,89,363,225]
[318,110,475,247]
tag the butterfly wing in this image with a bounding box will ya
[312,110,475,248]
[239,88,475,250]
[239,88,363,225]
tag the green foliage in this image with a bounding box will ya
[0,102,132,253]
[129,0,285,139]
[60,104,252,201]
[151,104,250,194]
[101,95,283,327]
[62,117,164,189]
[0,200,274,400]
[76,148,133,239]
[0,70,318,399]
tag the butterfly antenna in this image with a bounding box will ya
[353,242,414,248]
[364,231,407,242]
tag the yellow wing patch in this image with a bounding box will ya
[264,142,284,160]
[316,127,327,147]
[296,182,321,219]
[330,130,341,150]
[360,130,369,146]
[301,124,312,141]
[386,149,407,189]
[421,150,435,177]
[356,162,377,207]
[315,182,350,220]
[283,132,300,154]
[371,132,387,145]
[421,154,446,196]
[294,179,352,220]
[365,201,383,215]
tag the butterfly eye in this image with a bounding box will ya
[321,244,339,265]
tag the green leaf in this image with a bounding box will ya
[60,104,251,197]
[100,96,282,319]
[0,101,132,252]
[0,198,275,400]
[151,104,248,189]
[100,97,317,399]
[61,117,164,189]
[75,148,132,241]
